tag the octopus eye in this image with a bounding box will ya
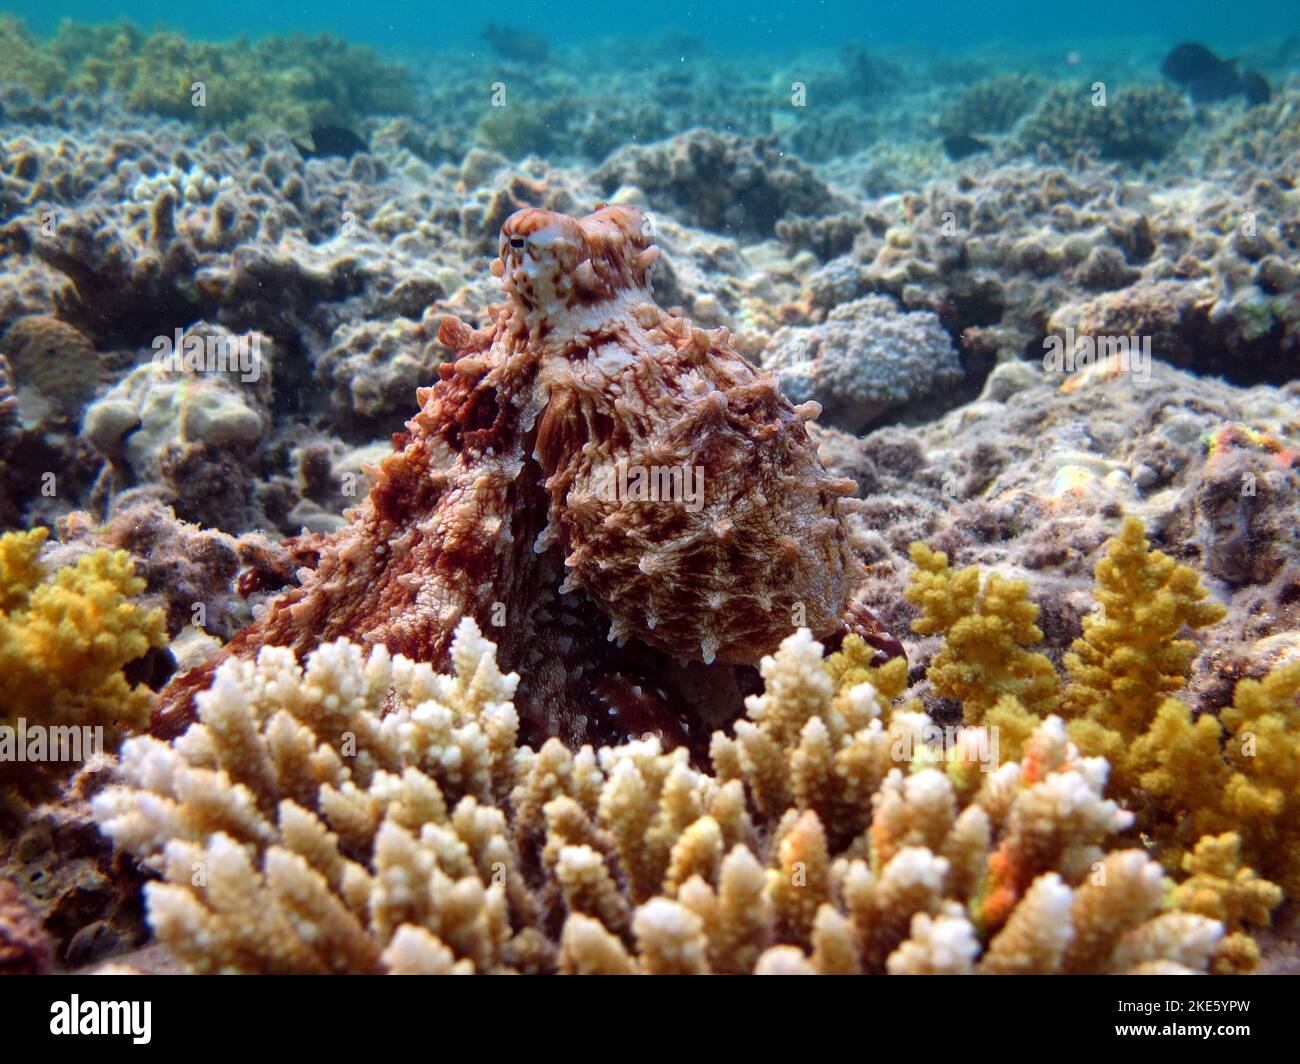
[509,236,526,250]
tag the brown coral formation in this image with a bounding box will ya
[3,767,149,969]
[151,204,899,757]
[0,314,102,424]
[0,874,51,974]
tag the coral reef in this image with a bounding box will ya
[314,310,450,432]
[82,323,275,532]
[887,516,1294,961]
[0,19,415,135]
[836,148,1298,380]
[0,525,165,966]
[92,619,1230,974]
[596,131,843,238]
[0,94,828,535]
[1017,83,1191,164]
[50,501,287,642]
[2,762,149,968]
[936,73,1042,139]
[0,14,1296,978]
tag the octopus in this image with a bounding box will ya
[154,203,901,761]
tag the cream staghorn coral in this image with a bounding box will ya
[92,619,1226,974]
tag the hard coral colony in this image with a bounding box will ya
[0,13,1298,989]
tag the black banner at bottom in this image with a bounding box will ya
[0,973,1291,1053]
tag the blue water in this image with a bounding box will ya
[6,0,1298,56]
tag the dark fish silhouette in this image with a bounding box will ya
[1161,42,1271,106]
[481,21,549,63]
[292,125,369,160]
[943,133,992,161]
[1240,70,1272,107]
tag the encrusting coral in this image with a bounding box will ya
[0,528,166,801]
[91,617,1232,974]
[1,314,103,426]
[763,295,963,432]
[151,203,901,758]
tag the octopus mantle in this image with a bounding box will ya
[154,204,901,759]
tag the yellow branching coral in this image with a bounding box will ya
[0,528,166,782]
[824,633,909,702]
[1171,832,1283,973]
[1063,515,1226,767]
[1217,664,1300,890]
[1045,517,1297,904]
[0,526,47,613]
[92,621,1226,974]
[898,517,1287,965]
[905,542,1060,725]
[1133,665,1300,896]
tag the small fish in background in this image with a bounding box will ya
[943,133,992,161]
[292,125,369,160]
[481,21,550,63]
[1160,42,1272,106]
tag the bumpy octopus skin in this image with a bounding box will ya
[153,204,902,759]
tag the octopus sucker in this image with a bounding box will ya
[151,203,902,759]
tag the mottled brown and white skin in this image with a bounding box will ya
[154,204,901,758]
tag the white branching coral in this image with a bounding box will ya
[93,622,1224,974]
